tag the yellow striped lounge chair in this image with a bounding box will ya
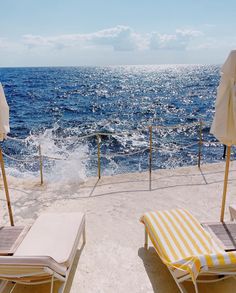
[140,208,236,293]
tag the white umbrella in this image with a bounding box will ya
[0,82,14,225]
[211,50,236,221]
[0,82,10,141]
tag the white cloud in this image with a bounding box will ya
[22,26,201,52]
[23,26,146,51]
[88,26,140,51]
[176,29,202,37]
[4,26,225,66]
[149,29,202,50]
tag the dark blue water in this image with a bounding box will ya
[0,65,228,178]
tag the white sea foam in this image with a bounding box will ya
[6,124,89,185]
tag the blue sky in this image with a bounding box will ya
[0,0,236,66]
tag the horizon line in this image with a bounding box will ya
[0,63,221,69]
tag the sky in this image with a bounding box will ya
[0,0,236,67]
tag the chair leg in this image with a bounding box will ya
[9,283,16,293]
[50,275,54,293]
[168,267,189,293]
[177,282,188,293]
[175,278,198,293]
[193,281,199,293]
[144,228,148,249]
[58,281,66,293]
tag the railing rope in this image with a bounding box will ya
[2,120,228,189]
[5,121,200,143]
[1,151,36,163]
[6,135,26,142]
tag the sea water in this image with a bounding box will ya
[0,64,228,182]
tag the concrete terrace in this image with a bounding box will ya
[1,161,236,292]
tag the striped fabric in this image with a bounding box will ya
[141,209,236,282]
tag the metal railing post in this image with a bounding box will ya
[198,120,203,168]
[39,144,44,185]
[97,135,101,179]
[149,126,152,191]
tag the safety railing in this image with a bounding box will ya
[2,120,222,189]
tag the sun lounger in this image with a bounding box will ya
[0,212,86,293]
[140,208,236,293]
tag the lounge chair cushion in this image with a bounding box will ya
[141,209,236,282]
[14,213,85,268]
[141,209,223,262]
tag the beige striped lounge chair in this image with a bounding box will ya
[0,212,86,293]
[140,208,236,293]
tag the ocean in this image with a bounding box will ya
[0,64,229,182]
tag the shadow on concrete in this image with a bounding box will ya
[138,247,179,293]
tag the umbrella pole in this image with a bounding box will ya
[220,146,231,222]
[0,147,14,226]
